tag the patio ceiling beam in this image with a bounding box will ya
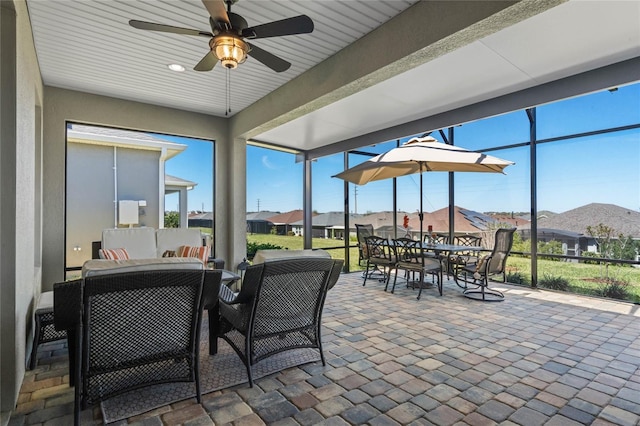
[229,0,556,142]
[306,56,640,160]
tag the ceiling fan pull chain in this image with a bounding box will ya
[224,68,231,116]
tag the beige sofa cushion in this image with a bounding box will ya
[83,257,203,278]
[101,227,157,259]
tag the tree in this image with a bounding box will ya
[164,211,179,228]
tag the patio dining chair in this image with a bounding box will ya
[391,238,443,299]
[449,234,483,281]
[355,224,374,267]
[362,235,396,288]
[456,228,516,301]
[217,258,343,387]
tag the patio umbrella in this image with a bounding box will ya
[333,136,514,242]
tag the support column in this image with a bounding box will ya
[1,1,19,413]
[179,187,188,227]
[527,108,538,288]
[303,156,312,249]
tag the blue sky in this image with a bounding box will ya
[161,83,640,215]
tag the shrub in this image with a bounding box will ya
[506,271,529,286]
[538,274,570,291]
[246,241,284,260]
[594,278,631,301]
[580,251,600,264]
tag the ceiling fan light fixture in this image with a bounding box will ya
[211,35,248,69]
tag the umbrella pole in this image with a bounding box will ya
[419,165,423,244]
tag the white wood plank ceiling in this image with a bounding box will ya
[27,0,417,116]
[26,0,640,152]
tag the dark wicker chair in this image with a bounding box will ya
[391,238,443,299]
[54,269,221,426]
[217,258,343,387]
[457,228,516,301]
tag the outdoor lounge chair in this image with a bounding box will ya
[457,228,516,301]
[217,258,343,387]
[54,267,221,426]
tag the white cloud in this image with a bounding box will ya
[261,155,278,170]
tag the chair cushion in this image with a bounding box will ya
[177,245,210,264]
[98,248,130,260]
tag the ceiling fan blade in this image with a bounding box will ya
[202,0,230,30]
[247,43,291,72]
[129,20,212,37]
[242,15,314,39]
[194,51,217,72]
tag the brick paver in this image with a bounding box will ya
[10,273,640,425]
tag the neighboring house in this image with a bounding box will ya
[66,124,195,269]
[267,210,305,235]
[291,212,354,239]
[188,211,213,228]
[518,203,640,255]
[352,212,408,239]
[246,211,280,234]
[518,228,586,256]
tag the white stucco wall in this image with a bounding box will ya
[0,0,44,414]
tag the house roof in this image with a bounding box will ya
[267,210,305,225]
[292,212,358,227]
[66,124,187,160]
[520,203,640,238]
[165,174,197,189]
[246,211,280,221]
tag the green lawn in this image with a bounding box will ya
[247,234,640,302]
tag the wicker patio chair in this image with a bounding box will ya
[55,269,221,426]
[457,228,516,301]
[217,258,343,387]
[391,238,443,299]
[362,235,396,288]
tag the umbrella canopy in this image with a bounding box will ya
[333,136,514,242]
[333,136,514,185]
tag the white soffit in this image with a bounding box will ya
[255,0,640,151]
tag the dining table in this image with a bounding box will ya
[388,240,483,289]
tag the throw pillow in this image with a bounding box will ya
[177,245,210,264]
[99,248,130,260]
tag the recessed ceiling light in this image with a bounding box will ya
[167,64,185,72]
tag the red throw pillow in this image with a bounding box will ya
[177,245,210,264]
[99,248,130,260]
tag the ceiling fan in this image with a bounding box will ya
[129,0,314,73]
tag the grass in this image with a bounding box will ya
[247,234,640,302]
[506,255,640,300]
[247,234,363,271]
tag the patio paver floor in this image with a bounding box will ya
[9,272,640,425]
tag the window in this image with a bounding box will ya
[65,123,214,278]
